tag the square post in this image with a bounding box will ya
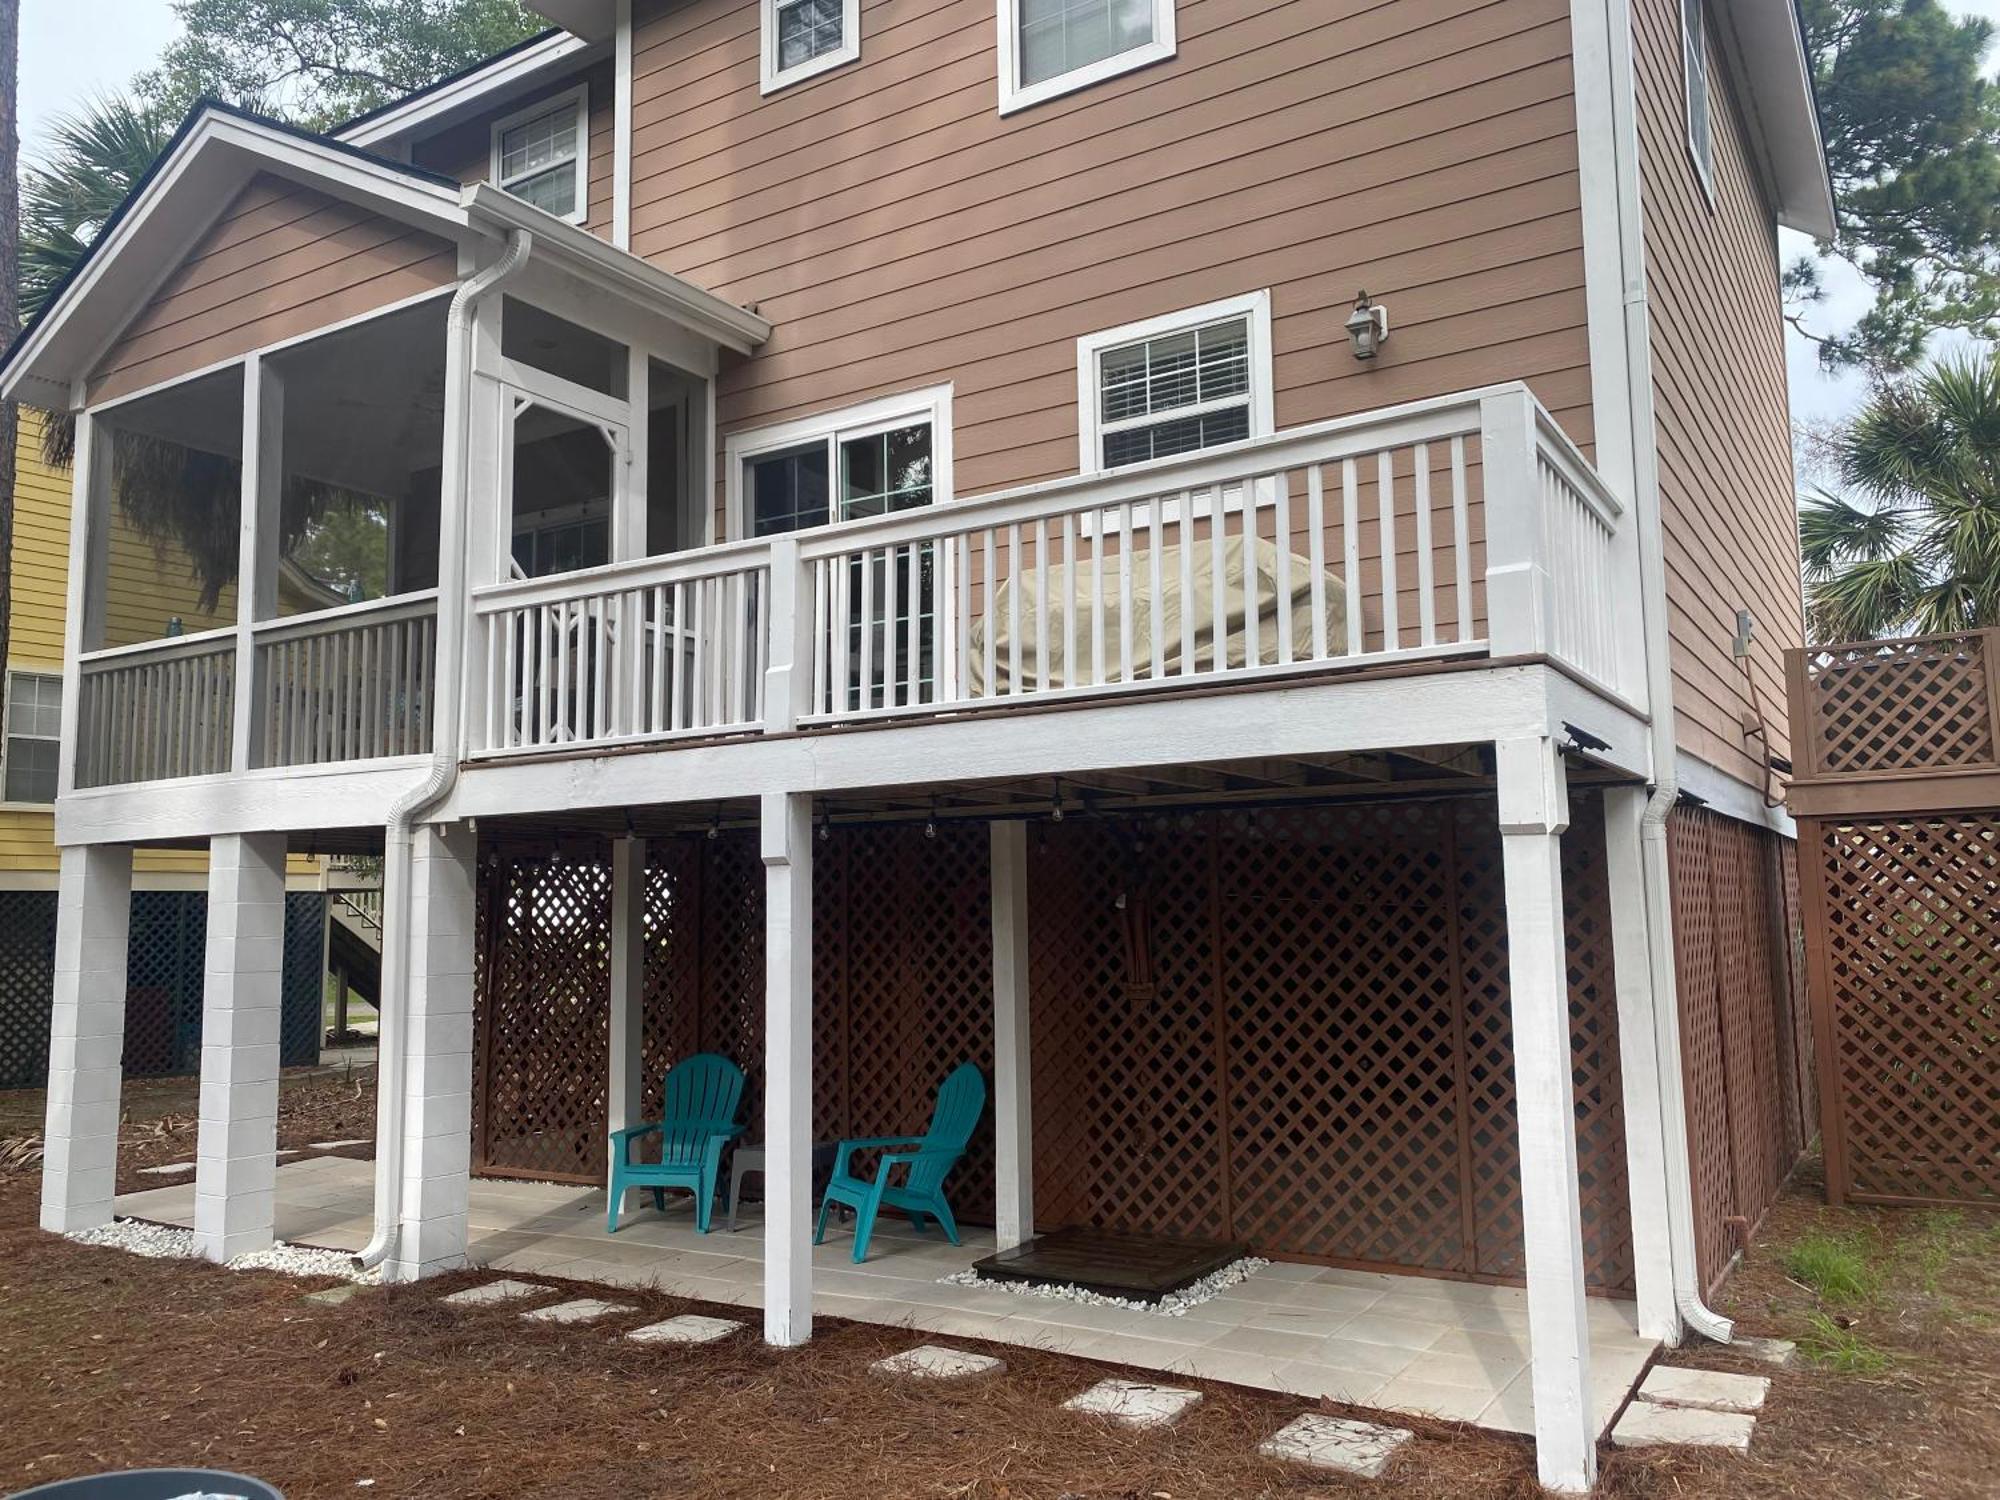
[390,821,479,1281]
[194,832,289,1262]
[1496,736,1595,1494]
[761,790,813,1345]
[41,843,135,1233]
[990,820,1033,1249]
[1602,785,1679,1342]
[607,834,647,1214]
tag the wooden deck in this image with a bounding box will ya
[973,1226,1243,1303]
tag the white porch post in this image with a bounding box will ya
[607,834,647,1209]
[41,844,135,1233]
[194,832,289,1262]
[1602,785,1680,1342]
[761,789,813,1346]
[1496,737,1596,1495]
[389,821,479,1281]
[990,820,1033,1249]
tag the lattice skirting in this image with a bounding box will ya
[471,796,1636,1294]
[1802,812,1999,1208]
[1668,806,1815,1295]
[0,890,326,1088]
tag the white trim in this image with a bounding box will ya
[1075,289,1274,476]
[723,384,955,542]
[761,0,861,94]
[489,83,591,228]
[1681,0,1716,207]
[612,0,633,250]
[334,31,595,150]
[996,0,1176,115]
[1,668,65,807]
[1676,749,1795,837]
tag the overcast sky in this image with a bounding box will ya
[16,0,2000,434]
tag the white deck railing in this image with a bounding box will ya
[72,386,1636,786]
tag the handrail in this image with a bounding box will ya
[78,625,237,667]
[252,588,441,645]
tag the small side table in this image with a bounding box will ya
[727,1140,838,1231]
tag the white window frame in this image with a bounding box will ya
[725,385,955,541]
[762,0,862,94]
[997,0,1176,116]
[489,83,590,226]
[1682,0,1715,204]
[1,669,64,808]
[1075,289,1274,477]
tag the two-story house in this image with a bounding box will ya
[4,0,1831,1489]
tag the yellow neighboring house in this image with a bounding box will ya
[0,410,332,1086]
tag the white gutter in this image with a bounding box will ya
[355,227,533,1273]
[1601,0,1733,1344]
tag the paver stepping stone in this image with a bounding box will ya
[1258,1413,1412,1479]
[441,1279,550,1307]
[138,1162,194,1176]
[304,1284,364,1306]
[1063,1378,1202,1429]
[627,1315,743,1345]
[308,1139,371,1150]
[521,1298,634,1325]
[870,1345,1006,1381]
[1639,1365,1769,1413]
[1612,1401,1756,1452]
[1730,1335,1796,1368]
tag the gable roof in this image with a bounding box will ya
[2,100,768,411]
[332,28,601,151]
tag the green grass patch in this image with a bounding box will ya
[1797,1310,1890,1374]
[1787,1229,1879,1304]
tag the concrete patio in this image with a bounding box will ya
[115,1154,1658,1438]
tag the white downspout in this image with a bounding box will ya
[1601,0,1733,1344]
[355,227,532,1272]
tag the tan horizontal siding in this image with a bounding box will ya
[1634,0,1802,790]
[412,60,616,241]
[612,0,1592,538]
[89,175,458,405]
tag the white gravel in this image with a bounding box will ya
[939,1255,1270,1317]
[66,1218,381,1283]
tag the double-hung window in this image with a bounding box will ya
[763,0,861,92]
[1077,291,1274,474]
[728,388,953,708]
[1682,0,1715,200]
[3,672,62,804]
[999,0,1176,114]
[491,85,589,224]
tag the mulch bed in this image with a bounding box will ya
[0,1076,1994,1497]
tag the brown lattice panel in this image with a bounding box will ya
[1794,630,2000,778]
[1668,806,1815,1293]
[1805,814,2000,1207]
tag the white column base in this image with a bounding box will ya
[1497,738,1596,1495]
[761,791,813,1345]
[194,833,288,1263]
[387,822,478,1283]
[41,845,135,1234]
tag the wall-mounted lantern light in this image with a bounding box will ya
[1345,291,1390,360]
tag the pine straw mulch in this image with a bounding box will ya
[0,1075,1993,1498]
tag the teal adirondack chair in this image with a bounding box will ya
[815,1062,987,1263]
[607,1053,745,1234]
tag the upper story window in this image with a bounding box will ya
[999,0,1176,115]
[1077,291,1274,473]
[1682,0,1715,200]
[763,0,861,94]
[3,672,62,804]
[491,85,589,224]
[727,387,954,539]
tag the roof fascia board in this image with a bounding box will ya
[463,183,771,353]
[334,31,599,150]
[1716,0,1837,238]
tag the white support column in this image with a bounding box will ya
[1602,785,1680,1343]
[607,834,647,1209]
[194,832,288,1262]
[41,844,135,1233]
[761,790,813,1346]
[990,820,1033,1249]
[232,355,283,773]
[1496,737,1596,1495]
[390,821,479,1282]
